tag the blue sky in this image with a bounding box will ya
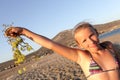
[0,0,120,63]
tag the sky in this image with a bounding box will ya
[0,0,120,63]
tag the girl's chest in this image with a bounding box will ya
[79,51,118,75]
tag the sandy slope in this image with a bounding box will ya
[0,54,86,80]
[100,33,120,44]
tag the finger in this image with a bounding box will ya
[10,33,18,37]
[4,27,13,36]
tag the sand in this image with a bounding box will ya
[100,33,120,44]
[0,54,86,80]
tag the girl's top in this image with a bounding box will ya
[86,54,119,78]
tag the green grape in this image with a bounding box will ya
[13,49,25,64]
[26,45,33,51]
[20,47,25,51]
[23,67,26,71]
[11,42,18,49]
[18,69,22,74]
[16,37,23,43]
[18,67,26,74]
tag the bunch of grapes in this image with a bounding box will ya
[3,24,33,74]
[7,36,33,65]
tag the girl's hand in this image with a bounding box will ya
[5,27,23,37]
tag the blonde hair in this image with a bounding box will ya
[72,22,97,37]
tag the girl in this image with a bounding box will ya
[5,22,120,80]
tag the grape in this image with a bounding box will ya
[11,42,18,49]
[26,44,33,51]
[16,37,23,43]
[2,24,33,74]
[18,69,22,74]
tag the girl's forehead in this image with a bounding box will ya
[74,27,95,39]
[76,27,94,34]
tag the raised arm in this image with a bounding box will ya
[5,27,82,62]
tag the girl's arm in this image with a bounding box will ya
[5,27,83,62]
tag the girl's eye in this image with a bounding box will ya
[82,39,86,43]
[90,33,95,37]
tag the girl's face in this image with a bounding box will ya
[75,27,100,52]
